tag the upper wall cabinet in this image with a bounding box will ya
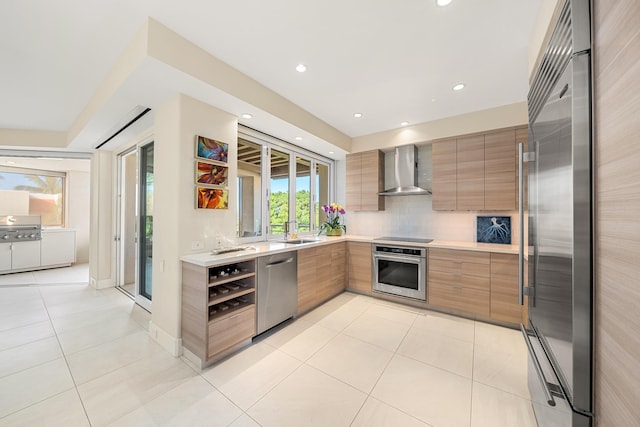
[346,150,385,211]
[432,127,526,211]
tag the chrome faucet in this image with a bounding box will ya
[284,220,296,240]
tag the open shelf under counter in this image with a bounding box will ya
[208,301,255,323]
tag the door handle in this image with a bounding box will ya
[266,258,294,268]
[520,324,556,407]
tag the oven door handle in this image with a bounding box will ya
[374,254,424,264]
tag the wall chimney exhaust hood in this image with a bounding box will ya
[379,145,431,196]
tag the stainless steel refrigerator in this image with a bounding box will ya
[519,0,593,425]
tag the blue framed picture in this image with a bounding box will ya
[476,216,511,244]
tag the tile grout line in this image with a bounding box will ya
[347,310,432,427]
[37,285,94,427]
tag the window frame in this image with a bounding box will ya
[237,127,335,242]
[0,165,67,227]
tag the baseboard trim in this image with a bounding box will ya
[149,321,182,357]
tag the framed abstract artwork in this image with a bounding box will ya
[195,161,228,187]
[195,135,228,164]
[196,187,229,209]
[476,216,511,244]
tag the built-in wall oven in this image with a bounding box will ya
[372,237,431,301]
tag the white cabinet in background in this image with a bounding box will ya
[0,241,41,272]
[41,230,76,267]
[0,243,11,271]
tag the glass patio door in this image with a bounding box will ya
[115,141,153,311]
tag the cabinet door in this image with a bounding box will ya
[485,131,517,210]
[297,247,318,314]
[345,154,362,211]
[11,241,41,270]
[490,253,522,324]
[41,231,76,266]
[360,150,385,211]
[432,139,457,210]
[330,242,347,295]
[457,135,485,210]
[347,242,372,292]
[0,243,11,272]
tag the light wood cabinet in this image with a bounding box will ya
[428,248,490,317]
[457,135,485,210]
[485,131,517,210]
[297,242,346,314]
[345,150,385,211]
[347,241,372,293]
[432,139,457,210]
[182,259,256,366]
[432,127,524,211]
[427,248,526,324]
[489,253,521,323]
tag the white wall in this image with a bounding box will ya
[151,93,237,352]
[66,170,90,263]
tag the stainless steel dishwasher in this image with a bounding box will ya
[256,251,297,335]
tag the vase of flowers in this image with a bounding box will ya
[319,203,346,236]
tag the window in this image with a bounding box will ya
[237,128,333,240]
[0,167,65,226]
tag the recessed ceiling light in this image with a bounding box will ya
[296,63,307,73]
[400,121,409,126]
[452,83,465,91]
[241,113,253,119]
[353,113,363,118]
[295,136,303,141]
[436,0,453,6]
[329,151,335,155]
[431,98,437,102]
[6,161,15,165]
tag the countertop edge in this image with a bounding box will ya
[180,235,519,267]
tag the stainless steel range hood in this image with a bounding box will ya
[379,145,431,196]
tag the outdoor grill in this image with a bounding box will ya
[0,215,42,242]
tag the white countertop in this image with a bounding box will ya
[180,235,519,267]
[41,228,76,233]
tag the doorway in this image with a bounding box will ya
[116,141,153,311]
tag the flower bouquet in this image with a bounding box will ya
[319,203,347,236]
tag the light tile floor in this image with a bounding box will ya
[0,267,537,426]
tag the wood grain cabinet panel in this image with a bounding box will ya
[208,306,255,358]
[429,281,490,317]
[181,258,257,367]
[490,253,522,324]
[345,150,385,211]
[432,139,457,210]
[297,242,347,315]
[431,126,526,212]
[347,241,372,293]
[427,248,490,316]
[456,135,485,210]
[485,130,517,210]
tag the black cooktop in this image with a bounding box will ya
[374,236,433,244]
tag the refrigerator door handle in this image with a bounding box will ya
[521,324,556,407]
[518,143,525,306]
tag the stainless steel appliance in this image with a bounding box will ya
[520,1,593,425]
[256,251,297,335]
[372,238,431,301]
[0,215,42,242]
[378,145,431,196]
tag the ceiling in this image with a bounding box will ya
[0,0,541,152]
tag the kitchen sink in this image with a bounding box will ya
[279,239,321,245]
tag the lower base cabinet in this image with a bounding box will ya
[428,248,524,324]
[182,259,256,367]
[347,242,372,293]
[297,242,346,314]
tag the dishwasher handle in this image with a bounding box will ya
[265,257,295,268]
